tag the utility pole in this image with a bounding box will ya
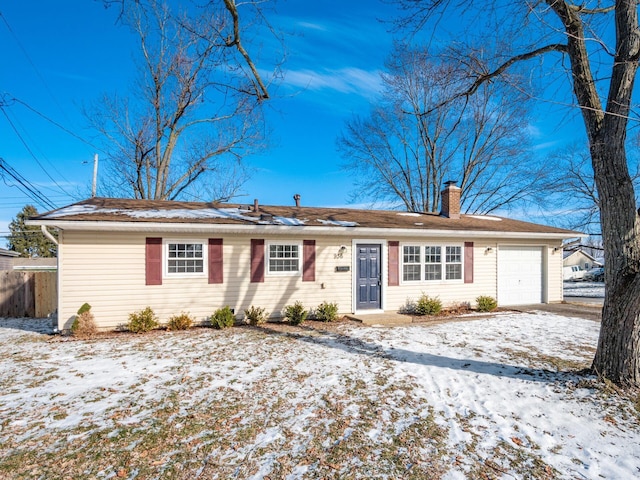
[92,154,98,197]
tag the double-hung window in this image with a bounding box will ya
[445,246,462,280]
[267,242,300,275]
[403,246,421,281]
[402,243,463,282]
[166,241,205,276]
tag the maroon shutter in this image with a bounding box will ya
[208,239,223,284]
[250,239,265,283]
[464,242,474,283]
[303,240,316,282]
[145,237,162,285]
[388,241,399,286]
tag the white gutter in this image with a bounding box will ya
[40,225,59,245]
[27,219,585,240]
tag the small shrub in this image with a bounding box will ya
[315,301,339,322]
[415,294,442,316]
[284,301,308,325]
[77,302,92,315]
[211,306,235,329]
[245,306,268,326]
[446,301,472,315]
[127,306,159,333]
[71,307,98,338]
[476,295,498,312]
[167,312,194,331]
[398,298,417,315]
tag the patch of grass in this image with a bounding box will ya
[500,346,592,372]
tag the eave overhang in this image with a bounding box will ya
[26,219,585,240]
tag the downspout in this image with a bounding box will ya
[40,225,60,333]
[41,225,58,245]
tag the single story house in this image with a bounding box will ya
[563,249,603,272]
[28,183,582,331]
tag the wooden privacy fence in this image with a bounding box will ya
[0,271,57,318]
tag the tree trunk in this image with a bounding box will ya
[591,130,640,385]
[587,1,640,386]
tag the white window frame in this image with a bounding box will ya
[266,241,302,277]
[164,239,207,278]
[400,242,464,284]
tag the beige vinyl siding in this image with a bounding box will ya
[547,241,564,303]
[385,239,497,310]
[58,232,352,330]
[57,231,566,331]
[385,238,564,309]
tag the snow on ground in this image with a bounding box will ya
[563,281,605,298]
[0,313,638,479]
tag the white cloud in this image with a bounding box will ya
[296,21,327,31]
[282,67,383,97]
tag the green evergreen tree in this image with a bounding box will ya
[7,205,57,258]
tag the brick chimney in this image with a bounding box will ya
[440,181,461,219]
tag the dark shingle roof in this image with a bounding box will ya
[31,197,580,236]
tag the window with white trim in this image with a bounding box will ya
[403,245,421,281]
[401,244,463,282]
[267,242,300,275]
[166,241,205,276]
[445,246,462,280]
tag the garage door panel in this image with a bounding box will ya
[498,246,542,306]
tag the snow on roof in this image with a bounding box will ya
[468,215,502,221]
[31,197,582,236]
[317,219,359,227]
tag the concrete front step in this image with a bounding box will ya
[345,312,413,326]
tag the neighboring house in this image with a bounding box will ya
[12,258,57,271]
[563,249,603,272]
[28,183,582,331]
[0,248,19,270]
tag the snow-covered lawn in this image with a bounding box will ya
[1,313,638,479]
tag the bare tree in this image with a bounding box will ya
[397,1,640,386]
[338,44,544,214]
[545,143,640,234]
[89,0,273,201]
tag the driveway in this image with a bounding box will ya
[516,301,602,322]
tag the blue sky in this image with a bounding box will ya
[0,0,585,241]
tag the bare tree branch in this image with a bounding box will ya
[222,0,270,100]
[340,44,542,214]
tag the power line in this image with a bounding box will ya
[3,95,106,154]
[0,158,57,210]
[0,106,72,197]
[2,104,73,184]
[0,10,72,125]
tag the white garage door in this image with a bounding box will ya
[498,246,543,305]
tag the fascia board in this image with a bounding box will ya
[26,219,585,240]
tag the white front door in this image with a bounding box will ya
[498,246,543,305]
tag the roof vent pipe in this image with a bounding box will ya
[253,199,259,212]
[293,194,301,207]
